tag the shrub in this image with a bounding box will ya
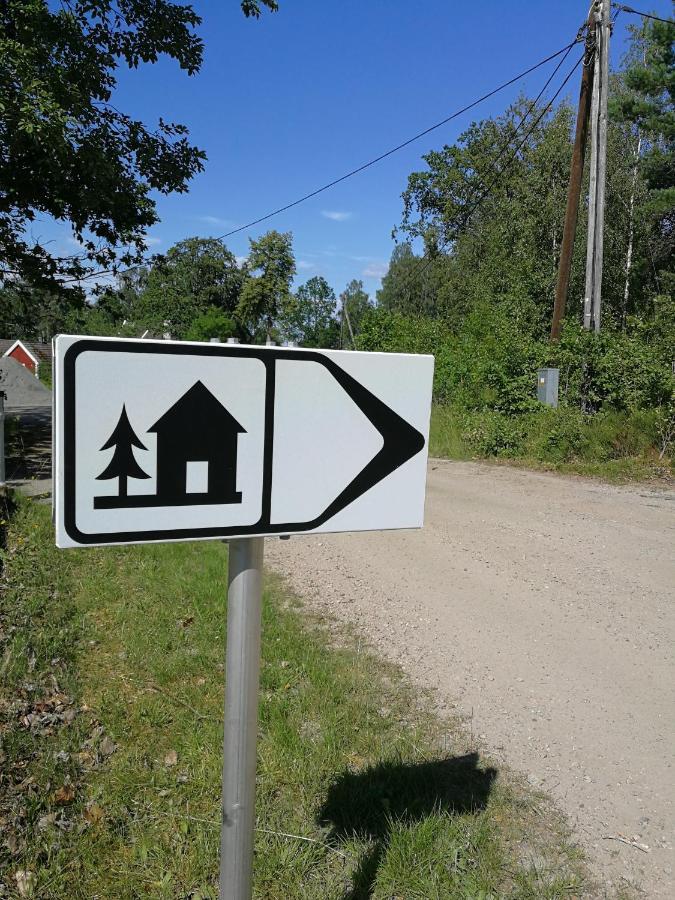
[361,306,672,467]
[357,308,447,356]
[525,406,589,463]
[462,410,526,457]
[185,306,236,342]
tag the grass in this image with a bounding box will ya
[430,403,673,484]
[429,405,472,461]
[1,496,596,898]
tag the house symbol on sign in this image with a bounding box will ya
[94,381,245,509]
[149,380,244,504]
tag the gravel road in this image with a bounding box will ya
[1,358,52,491]
[0,357,51,425]
[267,459,674,897]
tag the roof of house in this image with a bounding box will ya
[0,339,53,362]
[149,380,246,436]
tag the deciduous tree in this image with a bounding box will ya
[282,276,338,347]
[339,279,372,347]
[0,0,277,294]
[611,17,674,294]
[236,231,295,340]
[135,237,246,337]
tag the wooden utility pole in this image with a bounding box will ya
[550,12,597,342]
[583,0,610,332]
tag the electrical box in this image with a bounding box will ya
[537,368,559,408]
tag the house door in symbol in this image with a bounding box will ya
[185,460,209,494]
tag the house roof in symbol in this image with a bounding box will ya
[148,380,246,437]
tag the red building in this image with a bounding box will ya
[0,339,52,378]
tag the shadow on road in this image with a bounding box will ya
[318,751,497,899]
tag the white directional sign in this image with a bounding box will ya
[54,335,434,547]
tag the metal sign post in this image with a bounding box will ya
[220,537,264,899]
[0,390,6,488]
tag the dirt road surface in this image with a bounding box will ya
[267,460,674,897]
[1,358,52,494]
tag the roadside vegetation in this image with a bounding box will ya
[359,306,673,481]
[2,13,672,483]
[355,14,674,481]
[0,496,594,898]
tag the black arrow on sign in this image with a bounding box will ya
[265,354,425,531]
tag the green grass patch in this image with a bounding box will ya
[1,498,594,898]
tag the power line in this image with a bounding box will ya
[399,44,580,293]
[216,38,585,240]
[401,49,586,293]
[612,4,674,25]
[65,36,585,286]
[459,52,586,235]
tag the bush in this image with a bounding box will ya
[462,410,526,457]
[185,307,236,342]
[525,406,589,463]
[362,306,672,471]
[556,324,673,410]
[357,308,448,356]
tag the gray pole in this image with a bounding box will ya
[219,537,265,900]
[0,391,6,487]
[583,0,610,332]
[591,0,610,333]
[583,1,601,330]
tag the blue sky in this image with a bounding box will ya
[42,0,673,299]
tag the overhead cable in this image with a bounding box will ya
[216,38,585,240]
[63,37,586,285]
[612,4,674,25]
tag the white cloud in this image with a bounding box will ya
[198,215,232,226]
[362,262,388,278]
[297,260,314,270]
[321,210,352,222]
[235,255,248,267]
[145,236,162,247]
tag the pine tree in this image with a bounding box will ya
[96,406,150,498]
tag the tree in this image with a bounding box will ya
[0,1,277,295]
[281,276,339,347]
[96,405,150,498]
[397,95,651,334]
[611,17,674,296]
[185,307,237,342]
[95,267,150,326]
[0,280,83,339]
[398,100,577,331]
[236,231,296,339]
[134,237,246,338]
[339,280,372,347]
[376,243,451,318]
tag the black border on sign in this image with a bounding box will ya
[62,339,426,545]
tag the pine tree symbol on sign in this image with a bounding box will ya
[96,405,150,498]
